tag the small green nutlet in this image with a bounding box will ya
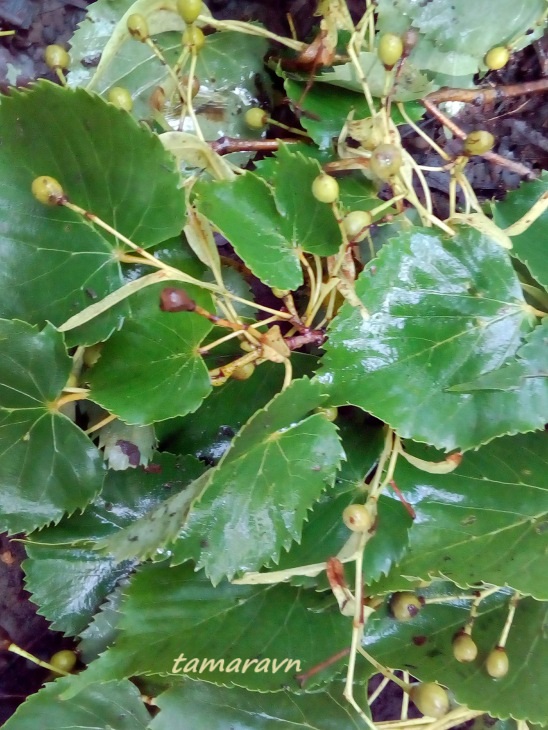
[311,173,339,204]
[343,210,372,241]
[342,503,375,533]
[127,13,149,42]
[31,176,66,206]
[108,86,133,112]
[49,649,77,673]
[485,46,510,70]
[485,647,509,678]
[177,0,202,25]
[370,143,403,181]
[244,107,268,130]
[378,33,404,67]
[464,130,495,155]
[182,25,205,52]
[410,683,450,718]
[44,44,70,70]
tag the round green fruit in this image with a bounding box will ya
[390,591,422,621]
[410,683,450,718]
[342,504,374,533]
[311,173,339,203]
[370,143,403,181]
[314,406,338,422]
[464,130,495,155]
[49,649,77,673]
[378,33,404,66]
[127,14,149,41]
[485,647,509,678]
[485,46,510,70]
[452,633,478,663]
[244,107,268,130]
[343,210,372,241]
[31,176,65,206]
[44,44,70,70]
[177,0,202,24]
[182,25,205,51]
[231,362,256,381]
[107,86,133,111]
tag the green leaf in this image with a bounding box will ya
[97,469,210,563]
[447,320,548,392]
[157,355,318,463]
[363,584,548,723]
[150,682,365,730]
[195,173,303,290]
[0,82,184,344]
[23,453,204,633]
[493,172,548,289]
[285,79,423,150]
[389,431,548,599]
[79,583,124,663]
[0,320,103,534]
[319,227,543,451]
[170,378,344,584]
[62,562,351,694]
[23,543,131,636]
[88,284,213,425]
[271,144,342,256]
[3,675,150,730]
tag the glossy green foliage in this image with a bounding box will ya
[0,320,103,533]
[63,562,351,694]
[3,676,151,730]
[0,82,184,345]
[320,227,544,450]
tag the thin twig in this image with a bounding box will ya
[210,137,302,155]
[425,78,548,105]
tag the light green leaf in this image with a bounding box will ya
[493,172,548,290]
[319,227,543,451]
[88,284,213,425]
[3,675,150,730]
[61,562,351,695]
[0,81,185,345]
[0,320,103,534]
[150,682,365,730]
[389,431,548,599]
[170,378,344,584]
[195,173,303,290]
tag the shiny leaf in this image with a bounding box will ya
[150,682,365,730]
[195,173,303,290]
[0,81,184,344]
[493,172,548,289]
[3,675,150,730]
[390,431,548,599]
[170,378,344,584]
[61,562,350,694]
[0,320,103,534]
[319,227,541,450]
[88,284,213,425]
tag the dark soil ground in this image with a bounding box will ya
[0,0,546,724]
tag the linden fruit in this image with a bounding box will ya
[464,130,495,155]
[245,107,268,130]
[182,25,205,52]
[378,33,404,66]
[485,647,509,678]
[49,649,77,673]
[107,86,133,111]
[390,591,422,621]
[311,173,339,203]
[343,210,372,241]
[127,13,149,41]
[370,143,403,181]
[410,683,450,718]
[31,176,65,206]
[314,406,338,422]
[342,504,375,533]
[485,46,510,70]
[452,633,478,663]
[231,362,256,381]
[45,44,70,70]
[177,0,202,24]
